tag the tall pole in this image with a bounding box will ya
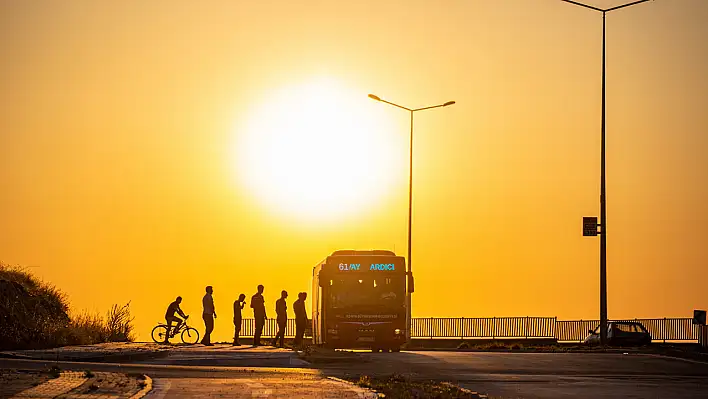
[367,94,455,345]
[559,0,650,346]
[408,110,414,277]
[407,110,414,345]
[600,11,608,346]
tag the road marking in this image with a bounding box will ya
[146,378,171,399]
[11,371,87,398]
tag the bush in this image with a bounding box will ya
[0,263,135,350]
[0,263,71,350]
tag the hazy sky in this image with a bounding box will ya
[1,0,706,341]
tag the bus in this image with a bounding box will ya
[311,250,411,351]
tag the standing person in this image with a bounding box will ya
[233,293,246,346]
[271,290,288,348]
[251,285,267,347]
[201,286,217,346]
[293,292,308,347]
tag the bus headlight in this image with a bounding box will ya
[394,329,402,335]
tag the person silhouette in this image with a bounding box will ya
[200,286,216,346]
[293,292,308,346]
[251,285,267,346]
[271,290,288,348]
[164,296,188,344]
[233,293,246,346]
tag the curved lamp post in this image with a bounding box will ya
[368,93,455,344]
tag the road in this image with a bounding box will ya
[319,351,708,398]
[0,357,373,398]
[3,345,708,398]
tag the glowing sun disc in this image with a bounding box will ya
[234,78,404,222]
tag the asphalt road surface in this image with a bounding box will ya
[3,345,708,398]
[321,351,708,398]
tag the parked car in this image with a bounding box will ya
[584,321,652,346]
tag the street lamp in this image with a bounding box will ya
[368,93,455,344]
[560,0,651,345]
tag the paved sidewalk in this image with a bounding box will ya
[139,344,308,368]
[6,370,148,399]
[10,371,87,398]
[147,375,377,398]
[0,369,52,398]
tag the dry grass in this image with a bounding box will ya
[106,302,135,342]
[68,302,135,345]
[352,374,481,398]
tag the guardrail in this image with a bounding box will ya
[232,317,701,342]
[238,319,306,338]
[555,318,701,343]
[411,317,555,339]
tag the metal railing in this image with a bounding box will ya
[237,319,309,338]
[555,318,700,343]
[232,317,701,342]
[553,319,598,342]
[411,317,555,339]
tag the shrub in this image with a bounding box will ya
[0,263,71,350]
[0,262,135,350]
[356,375,372,388]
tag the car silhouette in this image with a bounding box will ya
[584,321,652,346]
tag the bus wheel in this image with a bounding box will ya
[391,347,401,352]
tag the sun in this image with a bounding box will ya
[234,77,405,222]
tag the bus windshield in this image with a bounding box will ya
[328,276,404,309]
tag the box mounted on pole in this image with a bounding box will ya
[583,217,599,237]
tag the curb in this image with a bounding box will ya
[75,350,170,363]
[327,377,379,398]
[0,350,170,363]
[639,353,708,365]
[441,382,488,399]
[129,375,153,399]
[407,348,645,353]
[0,353,32,359]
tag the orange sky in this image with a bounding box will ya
[1,0,706,341]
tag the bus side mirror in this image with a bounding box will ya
[318,273,328,287]
[407,273,414,293]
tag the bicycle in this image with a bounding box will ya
[151,315,200,344]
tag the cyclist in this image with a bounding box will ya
[164,296,188,343]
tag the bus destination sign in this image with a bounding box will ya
[338,263,395,271]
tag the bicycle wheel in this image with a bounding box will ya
[152,325,169,343]
[181,327,200,344]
